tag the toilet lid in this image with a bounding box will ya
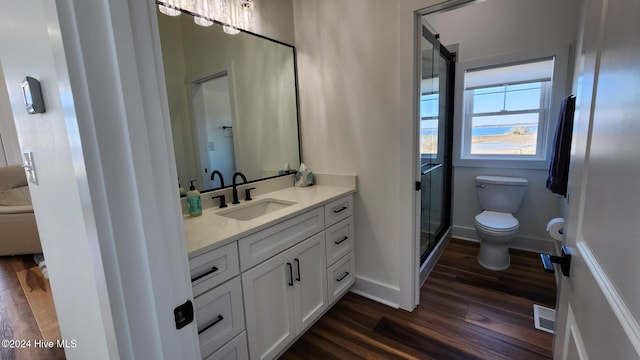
[475,211,519,232]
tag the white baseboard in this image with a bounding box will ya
[350,275,400,309]
[452,226,557,254]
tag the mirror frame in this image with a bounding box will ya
[159,7,303,195]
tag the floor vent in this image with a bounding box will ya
[533,304,556,334]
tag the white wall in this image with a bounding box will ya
[0,64,21,165]
[294,0,407,307]
[254,0,295,46]
[425,0,581,251]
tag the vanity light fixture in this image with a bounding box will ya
[157,0,256,34]
[236,0,255,31]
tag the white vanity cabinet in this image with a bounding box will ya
[188,193,355,360]
[324,196,355,305]
[189,242,247,359]
[242,231,327,360]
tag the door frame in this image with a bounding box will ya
[188,68,238,189]
[411,5,460,307]
[49,0,200,357]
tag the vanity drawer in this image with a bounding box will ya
[195,277,245,359]
[324,195,353,227]
[325,217,354,267]
[203,331,248,360]
[190,242,240,297]
[238,207,324,271]
[327,252,354,304]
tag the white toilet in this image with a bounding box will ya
[474,176,528,271]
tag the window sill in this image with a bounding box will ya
[453,156,549,170]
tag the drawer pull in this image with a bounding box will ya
[294,258,301,281]
[334,236,348,245]
[191,266,219,282]
[197,315,224,335]
[333,206,348,214]
[287,262,293,286]
[336,272,350,282]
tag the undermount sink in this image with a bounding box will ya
[217,198,296,221]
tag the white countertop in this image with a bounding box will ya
[183,184,356,257]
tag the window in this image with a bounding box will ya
[420,91,439,155]
[461,58,555,160]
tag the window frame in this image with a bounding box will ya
[463,78,552,159]
[452,45,570,169]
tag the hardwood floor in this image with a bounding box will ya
[0,256,65,360]
[281,239,557,360]
[0,239,555,360]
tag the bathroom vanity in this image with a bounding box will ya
[183,179,356,359]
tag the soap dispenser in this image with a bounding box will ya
[178,178,186,197]
[186,180,202,217]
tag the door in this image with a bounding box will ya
[291,232,328,334]
[191,73,236,189]
[418,23,454,265]
[554,0,640,358]
[242,250,295,360]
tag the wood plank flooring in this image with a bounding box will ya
[281,239,557,360]
[0,256,65,360]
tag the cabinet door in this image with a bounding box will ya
[291,232,328,334]
[242,251,295,360]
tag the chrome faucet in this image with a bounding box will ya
[210,170,225,188]
[231,172,248,204]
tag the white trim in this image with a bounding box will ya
[577,240,640,356]
[398,0,461,314]
[564,305,590,360]
[350,275,401,309]
[452,225,557,253]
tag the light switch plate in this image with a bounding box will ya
[22,151,38,185]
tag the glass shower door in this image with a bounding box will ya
[419,25,454,263]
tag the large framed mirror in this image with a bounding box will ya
[157,8,301,194]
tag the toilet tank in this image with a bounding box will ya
[475,176,528,213]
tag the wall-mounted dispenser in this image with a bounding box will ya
[21,76,45,114]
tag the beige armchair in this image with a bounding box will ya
[0,165,42,255]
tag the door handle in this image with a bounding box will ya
[191,266,219,282]
[540,246,572,277]
[334,236,348,245]
[286,262,293,286]
[333,206,348,214]
[197,315,224,335]
[294,258,301,281]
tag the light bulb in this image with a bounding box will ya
[194,16,214,26]
[158,4,181,16]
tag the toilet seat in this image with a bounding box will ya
[475,211,519,232]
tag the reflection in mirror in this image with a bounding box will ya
[157,9,300,194]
